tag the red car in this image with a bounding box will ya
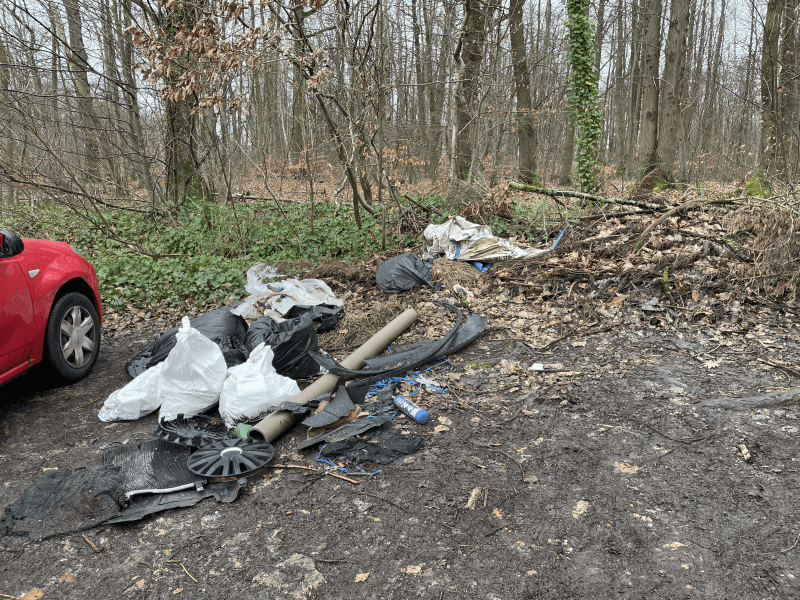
[1,230,102,386]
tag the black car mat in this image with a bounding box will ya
[107,480,241,524]
[102,438,206,498]
[0,465,126,541]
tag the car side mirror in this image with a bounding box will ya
[0,230,24,257]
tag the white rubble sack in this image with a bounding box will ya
[98,362,165,422]
[231,262,343,320]
[218,343,301,428]
[423,216,549,263]
[158,317,229,422]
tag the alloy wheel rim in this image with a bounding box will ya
[60,305,96,368]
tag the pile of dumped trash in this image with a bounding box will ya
[2,217,564,540]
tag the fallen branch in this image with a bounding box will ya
[508,181,664,211]
[402,194,444,217]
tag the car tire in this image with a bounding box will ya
[45,292,101,381]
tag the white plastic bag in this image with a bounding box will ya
[98,362,165,422]
[158,317,228,422]
[218,343,300,428]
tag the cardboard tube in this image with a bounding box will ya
[248,308,418,442]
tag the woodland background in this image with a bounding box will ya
[0,0,798,307]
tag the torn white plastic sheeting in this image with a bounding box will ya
[218,343,301,428]
[231,264,343,320]
[244,263,283,295]
[423,216,549,263]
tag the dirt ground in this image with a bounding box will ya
[2,261,800,599]
[2,299,799,599]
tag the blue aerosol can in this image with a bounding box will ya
[394,394,430,424]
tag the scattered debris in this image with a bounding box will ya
[738,444,752,461]
[231,266,343,321]
[423,216,562,263]
[465,487,483,510]
[572,500,589,519]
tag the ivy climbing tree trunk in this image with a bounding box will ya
[565,0,603,191]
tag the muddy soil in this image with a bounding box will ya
[2,298,799,600]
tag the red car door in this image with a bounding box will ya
[0,257,35,378]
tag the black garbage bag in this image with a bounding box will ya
[375,252,442,293]
[244,314,320,379]
[283,303,345,332]
[126,306,249,378]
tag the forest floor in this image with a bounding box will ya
[2,200,800,600]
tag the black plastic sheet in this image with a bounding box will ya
[244,314,320,379]
[375,253,442,293]
[126,306,249,377]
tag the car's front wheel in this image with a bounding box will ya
[45,292,101,381]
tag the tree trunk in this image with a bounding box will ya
[638,0,662,175]
[117,0,154,197]
[559,125,575,185]
[0,36,12,204]
[626,0,643,167]
[612,0,627,166]
[656,0,690,182]
[778,0,798,178]
[760,0,783,174]
[452,0,492,181]
[509,0,537,183]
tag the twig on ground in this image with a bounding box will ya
[81,534,100,552]
[637,420,715,444]
[781,532,800,553]
[328,472,360,484]
[167,560,198,583]
[361,492,407,511]
[488,449,526,482]
[71,396,102,411]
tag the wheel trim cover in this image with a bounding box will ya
[60,305,96,368]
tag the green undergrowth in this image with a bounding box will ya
[6,195,450,309]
